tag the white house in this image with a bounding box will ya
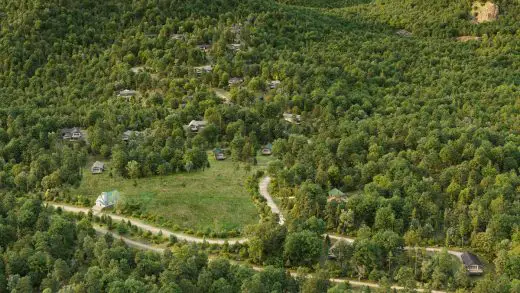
[117,89,138,97]
[283,113,301,124]
[187,120,207,132]
[91,161,105,174]
[268,80,281,89]
[228,77,244,87]
[95,190,119,210]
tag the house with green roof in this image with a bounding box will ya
[213,148,226,161]
[261,143,273,155]
[327,188,346,202]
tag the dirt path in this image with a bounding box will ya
[48,203,247,245]
[93,226,165,253]
[259,176,285,225]
[48,177,463,261]
[90,226,447,293]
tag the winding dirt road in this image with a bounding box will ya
[47,177,457,293]
[91,226,445,293]
[48,176,463,261]
[259,176,286,225]
[49,203,247,245]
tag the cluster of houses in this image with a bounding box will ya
[228,77,244,87]
[61,127,85,141]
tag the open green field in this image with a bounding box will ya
[74,152,273,235]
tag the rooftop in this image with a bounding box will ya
[461,252,482,267]
[328,188,345,197]
[92,161,104,168]
[188,120,207,127]
[118,89,138,97]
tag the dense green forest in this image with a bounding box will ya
[0,0,519,291]
[0,196,308,292]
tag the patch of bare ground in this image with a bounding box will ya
[456,36,482,42]
[471,1,499,23]
[396,29,412,37]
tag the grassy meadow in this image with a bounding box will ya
[74,152,274,235]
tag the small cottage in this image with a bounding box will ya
[228,77,244,87]
[461,252,484,275]
[195,65,213,75]
[91,161,105,174]
[231,23,242,35]
[197,44,211,53]
[117,89,138,98]
[268,80,281,89]
[227,43,241,52]
[396,29,412,37]
[261,143,273,155]
[213,148,226,161]
[171,33,185,40]
[122,130,134,142]
[187,120,207,132]
[283,113,301,124]
[95,190,119,210]
[327,188,346,202]
[328,239,354,259]
[122,130,145,142]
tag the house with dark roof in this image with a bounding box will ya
[461,252,484,275]
[171,33,186,41]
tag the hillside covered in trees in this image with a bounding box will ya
[0,0,519,291]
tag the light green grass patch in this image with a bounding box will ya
[75,153,272,234]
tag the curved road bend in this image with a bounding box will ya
[259,176,285,225]
[48,177,463,260]
[48,203,247,245]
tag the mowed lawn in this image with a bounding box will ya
[74,152,272,234]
